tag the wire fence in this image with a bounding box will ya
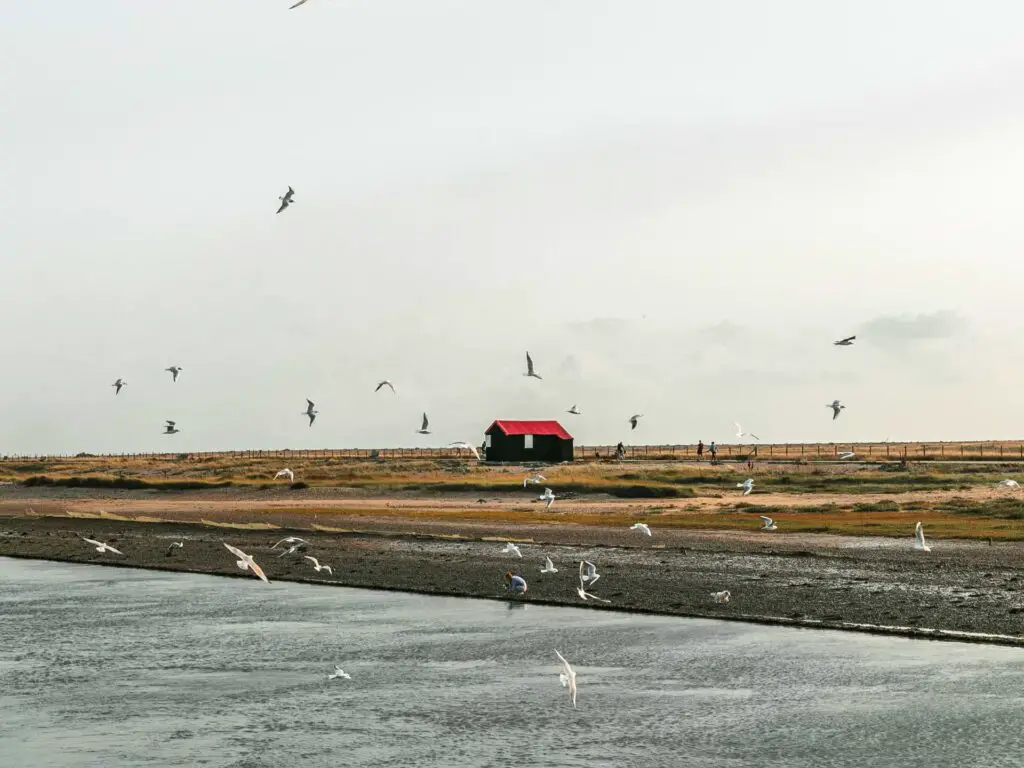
[2,442,1024,463]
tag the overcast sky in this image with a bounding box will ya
[3,1,1024,454]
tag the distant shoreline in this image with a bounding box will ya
[4,511,1023,648]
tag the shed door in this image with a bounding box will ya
[524,435,534,449]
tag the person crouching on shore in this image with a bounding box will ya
[505,571,528,595]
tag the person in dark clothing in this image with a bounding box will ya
[615,442,626,460]
[709,441,717,461]
[697,441,704,461]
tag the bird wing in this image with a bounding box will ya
[421,413,429,430]
[166,420,175,427]
[289,1,309,9]
[544,557,554,570]
[750,433,760,440]
[107,545,125,555]
[526,352,534,374]
[248,559,269,583]
[81,537,103,547]
[308,413,316,426]
[276,199,288,213]
[304,556,319,567]
[306,399,315,410]
[760,516,773,525]
[554,649,574,679]
[223,542,247,560]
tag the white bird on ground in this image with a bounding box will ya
[304,556,333,575]
[540,557,558,574]
[525,351,543,380]
[303,399,318,427]
[539,488,556,509]
[554,650,577,709]
[827,400,845,420]
[712,590,731,604]
[914,522,931,552]
[375,380,396,394]
[998,479,1020,489]
[223,543,269,583]
[274,468,295,481]
[567,404,581,415]
[162,420,180,435]
[165,366,182,382]
[276,185,295,212]
[111,378,126,395]
[502,542,522,558]
[449,442,481,460]
[81,537,123,555]
[628,414,643,430]
[523,474,546,487]
[734,422,760,441]
[166,541,184,554]
[759,516,777,531]
[630,522,652,537]
[579,560,600,586]
[327,666,351,681]
[271,536,308,550]
[833,335,856,346]
[738,478,754,496]
[416,413,431,435]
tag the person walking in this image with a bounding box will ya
[697,440,704,461]
[709,441,718,462]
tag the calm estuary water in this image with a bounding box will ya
[1,557,1023,767]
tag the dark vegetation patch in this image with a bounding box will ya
[853,501,900,512]
[21,476,233,491]
[938,497,1024,520]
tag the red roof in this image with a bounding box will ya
[486,420,573,440]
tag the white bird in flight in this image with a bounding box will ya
[567,404,581,415]
[304,556,333,575]
[277,543,306,557]
[165,366,182,382]
[223,543,269,583]
[276,185,295,213]
[712,590,731,604]
[914,522,931,552]
[502,542,522,558]
[576,581,611,603]
[162,420,180,435]
[759,516,777,531]
[525,351,543,380]
[579,560,600,586]
[271,536,308,550]
[111,378,126,395]
[81,537,123,555]
[327,666,351,681]
[540,557,558,574]
[738,478,754,496]
[274,468,295,481]
[838,452,856,460]
[734,422,760,441]
[827,400,845,420]
[628,414,643,430]
[523,474,546,487]
[630,522,652,537]
[833,335,856,346]
[539,488,556,509]
[449,442,481,460]
[166,541,184,554]
[998,479,1020,489]
[303,399,318,427]
[417,413,431,435]
[554,650,577,709]
[375,380,396,394]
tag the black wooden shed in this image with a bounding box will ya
[484,420,574,463]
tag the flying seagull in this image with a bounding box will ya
[833,335,856,346]
[449,442,481,460]
[914,522,931,552]
[327,666,351,681]
[375,380,396,394]
[111,378,126,395]
[712,590,731,604]
[576,582,611,603]
[523,474,546,487]
[554,650,577,709]
[540,557,558,574]
[502,542,523,558]
[165,366,182,382]
[734,422,760,441]
[271,536,308,550]
[304,556,333,575]
[166,541,184,555]
[224,543,269,583]
[277,543,306,557]
[827,400,845,420]
[579,560,600,587]
[274,468,295,481]
[525,351,543,380]
[303,399,318,427]
[838,452,856,460]
[759,515,777,531]
[539,488,556,509]
[276,186,295,213]
[630,522,652,537]
[162,420,180,435]
[567,404,581,415]
[628,414,643,430]
[81,537,123,555]
[416,413,430,434]
[998,479,1020,489]
[738,478,754,496]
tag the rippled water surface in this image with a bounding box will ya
[2,557,1023,767]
